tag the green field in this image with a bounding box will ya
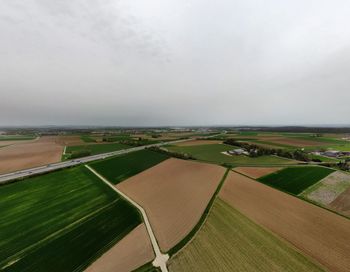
[166,144,296,166]
[168,199,323,272]
[309,154,339,162]
[258,166,335,195]
[0,135,36,141]
[65,143,130,157]
[0,166,141,272]
[80,135,97,143]
[90,149,169,184]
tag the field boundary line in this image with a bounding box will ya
[168,167,230,257]
[85,165,169,272]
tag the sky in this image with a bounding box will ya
[1,0,350,126]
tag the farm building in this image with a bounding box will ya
[228,148,249,156]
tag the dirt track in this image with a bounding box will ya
[220,171,350,272]
[0,136,63,174]
[234,167,282,179]
[85,224,154,272]
[117,158,225,252]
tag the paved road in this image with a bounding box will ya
[0,139,189,184]
[86,165,169,272]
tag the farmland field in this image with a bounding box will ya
[234,166,282,179]
[258,166,334,194]
[89,150,169,184]
[0,166,141,272]
[81,135,97,143]
[329,187,350,217]
[65,143,130,158]
[168,199,323,272]
[220,171,350,272]
[174,140,222,146]
[0,136,63,174]
[301,171,350,207]
[86,224,154,272]
[117,158,225,252]
[166,144,296,166]
[0,135,36,141]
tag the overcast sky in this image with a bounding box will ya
[1,0,350,126]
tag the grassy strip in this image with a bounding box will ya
[167,168,230,256]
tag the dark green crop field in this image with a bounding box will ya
[90,149,169,184]
[258,166,335,195]
[0,166,141,272]
[80,135,97,143]
[66,143,130,156]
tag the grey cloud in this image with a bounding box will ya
[0,0,350,126]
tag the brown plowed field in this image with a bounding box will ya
[0,136,63,174]
[85,224,154,272]
[330,187,350,216]
[174,140,222,146]
[234,167,282,179]
[117,158,225,252]
[57,135,84,146]
[219,171,350,272]
[0,139,38,147]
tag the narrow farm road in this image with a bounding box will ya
[85,165,169,272]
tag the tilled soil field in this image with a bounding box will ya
[117,158,225,252]
[85,224,154,272]
[220,171,350,272]
[0,136,63,174]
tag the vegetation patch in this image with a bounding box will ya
[258,166,335,195]
[166,144,295,166]
[168,199,323,272]
[301,171,350,208]
[89,149,169,184]
[0,166,141,272]
[65,143,130,158]
[80,135,97,143]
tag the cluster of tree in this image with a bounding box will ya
[337,161,350,171]
[68,150,91,159]
[223,139,310,162]
[146,146,195,160]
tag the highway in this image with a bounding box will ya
[0,138,190,184]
